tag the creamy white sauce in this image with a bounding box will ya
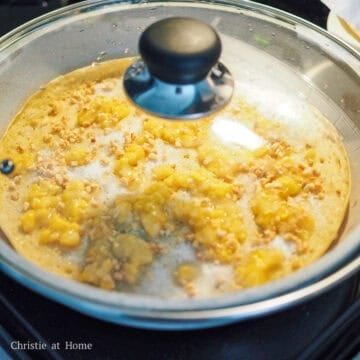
[67,160,129,203]
[192,263,235,296]
[68,159,109,181]
[96,130,125,148]
[119,115,143,135]
[271,235,296,258]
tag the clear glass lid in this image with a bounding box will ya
[0,0,359,319]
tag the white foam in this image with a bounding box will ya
[192,263,235,296]
[271,235,296,257]
[120,115,143,135]
[68,159,108,182]
[99,173,130,202]
[67,160,129,203]
[96,130,124,148]
[135,241,196,299]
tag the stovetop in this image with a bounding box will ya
[0,1,360,359]
[0,268,359,360]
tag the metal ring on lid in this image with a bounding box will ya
[123,17,234,120]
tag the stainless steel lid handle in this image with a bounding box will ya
[124,17,234,120]
[139,17,221,84]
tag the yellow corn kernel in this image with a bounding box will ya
[175,263,201,285]
[228,221,247,243]
[296,214,315,240]
[305,148,316,163]
[49,215,69,231]
[110,102,131,122]
[276,176,301,198]
[59,230,81,247]
[134,135,146,146]
[200,181,233,198]
[165,172,191,190]
[189,168,209,183]
[236,248,284,286]
[188,206,212,228]
[78,97,130,128]
[62,198,88,222]
[112,234,153,284]
[136,192,166,212]
[39,229,59,244]
[46,181,62,195]
[251,248,284,268]
[253,146,268,158]
[125,152,140,167]
[215,244,239,263]
[251,193,280,228]
[122,263,140,284]
[50,215,79,232]
[62,181,88,202]
[197,146,208,164]
[35,209,54,227]
[115,201,132,223]
[204,159,221,176]
[65,180,85,192]
[302,214,314,232]
[20,210,36,233]
[116,234,154,264]
[27,187,47,201]
[126,174,143,191]
[143,118,162,136]
[65,147,90,166]
[194,227,218,246]
[161,129,177,145]
[140,211,163,239]
[31,196,58,210]
[152,164,175,180]
[124,144,146,165]
[28,180,61,198]
[30,197,42,209]
[113,158,131,177]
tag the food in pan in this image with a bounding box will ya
[0,59,350,297]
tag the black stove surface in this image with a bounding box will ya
[0,270,359,360]
[1,1,360,359]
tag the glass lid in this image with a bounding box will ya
[0,0,359,326]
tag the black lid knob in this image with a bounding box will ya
[124,17,233,119]
[139,17,221,84]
